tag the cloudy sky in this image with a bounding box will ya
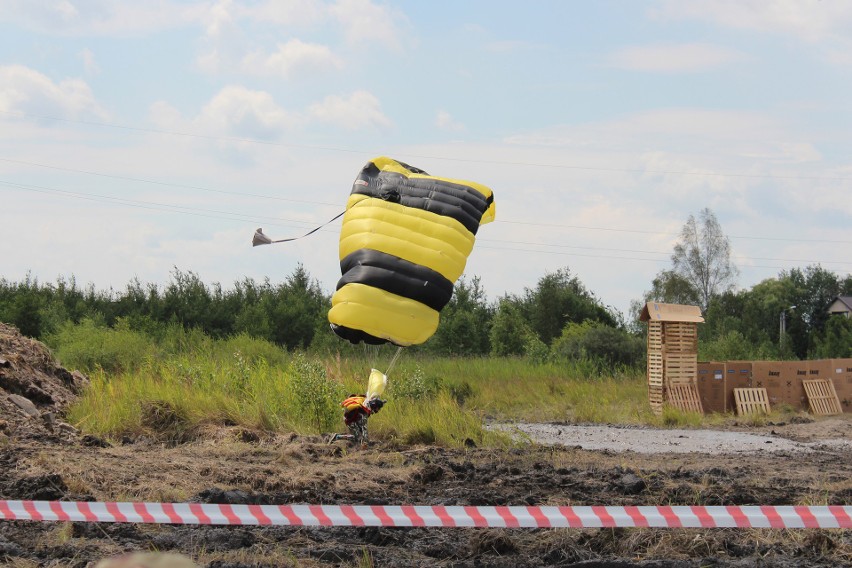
[1,0,851,318]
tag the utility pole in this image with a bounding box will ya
[779,305,797,347]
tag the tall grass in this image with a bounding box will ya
[56,321,683,446]
[386,356,652,424]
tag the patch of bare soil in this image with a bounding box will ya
[1,323,850,567]
[490,419,852,454]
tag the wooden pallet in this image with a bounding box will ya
[664,353,697,384]
[734,388,770,415]
[661,322,698,353]
[803,379,842,416]
[647,323,663,352]
[648,384,664,416]
[666,383,703,413]
[647,352,664,387]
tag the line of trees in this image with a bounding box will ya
[0,265,642,370]
[2,209,849,365]
[637,208,852,360]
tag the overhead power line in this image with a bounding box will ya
[4,109,852,182]
[0,157,340,207]
[4,156,852,246]
[501,219,852,244]
[3,178,851,270]
[0,179,325,230]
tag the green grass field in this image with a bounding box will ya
[51,321,767,447]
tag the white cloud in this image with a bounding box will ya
[652,0,852,43]
[202,0,235,39]
[0,64,107,118]
[328,0,407,50]
[308,90,391,130]
[196,48,222,74]
[608,42,745,72]
[435,110,465,132]
[499,107,836,225]
[196,0,409,76]
[79,48,100,75]
[504,108,819,162]
[148,100,184,130]
[153,87,390,138]
[0,0,206,36]
[196,0,244,74]
[240,39,342,78]
[244,0,325,27]
[196,86,298,139]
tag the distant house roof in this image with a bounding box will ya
[828,295,852,315]
[639,302,704,323]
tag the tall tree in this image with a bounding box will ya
[520,268,616,345]
[429,276,493,355]
[669,208,738,311]
[782,265,842,358]
[489,297,528,356]
[643,270,702,307]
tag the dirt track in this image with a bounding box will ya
[1,418,851,568]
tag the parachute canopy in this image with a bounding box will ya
[328,156,495,347]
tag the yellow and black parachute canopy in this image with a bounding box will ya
[328,157,495,347]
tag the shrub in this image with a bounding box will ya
[390,366,431,401]
[47,318,155,374]
[551,321,643,371]
[286,353,342,433]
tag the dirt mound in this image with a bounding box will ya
[0,322,87,442]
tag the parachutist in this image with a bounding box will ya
[329,394,385,448]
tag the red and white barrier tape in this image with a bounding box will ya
[0,501,850,528]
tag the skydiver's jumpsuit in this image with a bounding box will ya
[341,395,372,445]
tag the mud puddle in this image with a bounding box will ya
[489,422,852,454]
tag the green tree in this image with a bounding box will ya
[841,275,852,295]
[783,265,841,357]
[268,264,329,350]
[644,270,702,306]
[813,316,852,358]
[429,276,493,355]
[666,208,738,312]
[489,298,528,356]
[551,321,644,370]
[2,273,46,338]
[162,269,214,332]
[10,286,43,338]
[519,268,615,345]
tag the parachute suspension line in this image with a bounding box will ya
[384,346,404,377]
[362,343,376,369]
[251,210,345,247]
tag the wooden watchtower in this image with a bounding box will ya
[640,302,704,415]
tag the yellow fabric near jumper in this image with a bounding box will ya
[366,368,387,400]
[341,395,366,411]
[328,283,439,346]
[340,195,473,281]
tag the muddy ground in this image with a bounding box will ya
[1,323,851,567]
